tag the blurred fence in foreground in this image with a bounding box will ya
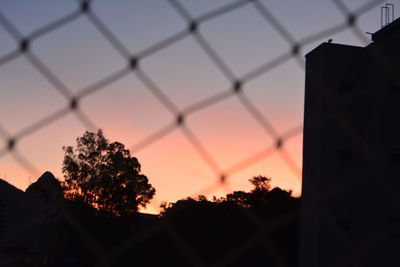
[0,0,388,266]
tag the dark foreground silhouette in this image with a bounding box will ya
[62,129,155,217]
[0,173,300,266]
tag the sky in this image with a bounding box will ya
[0,0,396,214]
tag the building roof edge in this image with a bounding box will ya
[372,17,400,41]
[305,42,362,58]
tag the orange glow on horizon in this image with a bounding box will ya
[1,118,302,215]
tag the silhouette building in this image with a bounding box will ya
[300,18,400,267]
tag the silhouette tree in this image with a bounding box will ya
[62,129,155,216]
[250,175,271,191]
[160,176,300,266]
[224,176,272,208]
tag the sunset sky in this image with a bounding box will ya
[0,0,392,213]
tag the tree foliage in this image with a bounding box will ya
[62,129,155,216]
[161,175,296,213]
[159,176,300,266]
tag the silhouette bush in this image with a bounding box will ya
[160,176,300,266]
[62,129,155,216]
[58,175,299,266]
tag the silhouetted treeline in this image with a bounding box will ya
[1,173,300,266]
[53,176,300,266]
[157,176,300,266]
[58,131,299,265]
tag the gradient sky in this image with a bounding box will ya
[0,0,395,213]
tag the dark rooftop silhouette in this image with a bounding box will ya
[373,16,400,41]
[300,12,400,267]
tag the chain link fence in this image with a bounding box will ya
[0,0,394,266]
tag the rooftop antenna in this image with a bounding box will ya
[381,3,395,28]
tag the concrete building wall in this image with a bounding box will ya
[300,17,400,267]
[300,43,370,267]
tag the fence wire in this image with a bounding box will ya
[0,0,393,266]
